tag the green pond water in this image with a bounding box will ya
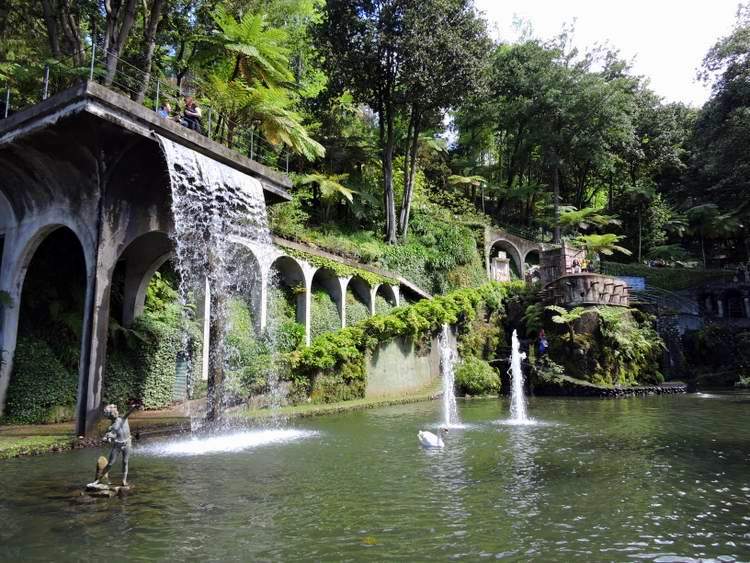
[1,393,749,561]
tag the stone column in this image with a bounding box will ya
[744,296,750,319]
[0,287,21,416]
[77,249,117,436]
[717,298,724,318]
[339,277,350,328]
[391,285,400,307]
[298,275,313,346]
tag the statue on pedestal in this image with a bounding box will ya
[86,402,140,493]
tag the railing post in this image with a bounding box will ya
[285,151,289,173]
[89,42,96,81]
[154,79,160,112]
[207,108,212,140]
[43,65,49,100]
[4,87,9,119]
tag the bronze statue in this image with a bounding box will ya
[90,402,139,488]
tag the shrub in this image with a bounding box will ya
[345,292,370,326]
[454,356,501,396]
[4,337,78,424]
[310,290,342,340]
[292,281,524,401]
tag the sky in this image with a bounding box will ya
[475,0,742,107]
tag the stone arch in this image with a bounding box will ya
[269,255,312,343]
[373,283,399,314]
[488,239,524,279]
[113,231,174,327]
[310,267,346,338]
[345,276,374,320]
[1,226,87,423]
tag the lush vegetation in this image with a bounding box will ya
[4,2,750,270]
[454,357,501,396]
[6,0,750,422]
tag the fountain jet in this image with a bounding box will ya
[508,329,529,423]
[439,325,461,427]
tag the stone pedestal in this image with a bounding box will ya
[490,252,511,282]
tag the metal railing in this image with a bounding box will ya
[1,43,293,173]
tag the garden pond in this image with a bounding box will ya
[1,392,749,561]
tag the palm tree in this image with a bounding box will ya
[546,305,586,343]
[571,233,633,267]
[297,173,356,221]
[204,8,324,160]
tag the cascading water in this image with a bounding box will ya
[439,324,461,427]
[157,135,275,426]
[508,329,529,423]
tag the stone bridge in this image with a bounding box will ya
[484,226,554,280]
[0,82,428,434]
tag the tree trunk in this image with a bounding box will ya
[135,0,166,103]
[553,163,561,244]
[399,107,420,240]
[382,103,397,244]
[103,0,139,87]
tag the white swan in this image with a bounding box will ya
[418,428,448,448]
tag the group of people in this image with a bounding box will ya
[157,96,203,133]
[571,257,596,274]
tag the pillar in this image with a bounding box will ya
[76,247,117,436]
[391,285,400,307]
[339,277,350,328]
[717,298,724,318]
[299,283,312,346]
[0,287,21,416]
[743,297,750,318]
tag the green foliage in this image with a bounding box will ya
[345,292,370,326]
[571,233,633,258]
[3,337,78,424]
[292,282,524,402]
[545,306,663,386]
[310,290,341,341]
[454,356,501,396]
[546,305,586,341]
[286,248,397,287]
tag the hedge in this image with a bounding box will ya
[3,337,79,424]
[290,281,524,402]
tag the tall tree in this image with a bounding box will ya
[397,0,489,239]
[317,0,406,243]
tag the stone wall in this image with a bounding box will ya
[365,335,442,398]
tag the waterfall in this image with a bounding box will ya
[157,135,273,422]
[508,330,529,423]
[439,325,460,427]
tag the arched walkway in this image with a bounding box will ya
[310,268,345,340]
[3,227,87,423]
[269,255,312,344]
[345,276,373,323]
[489,239,523,279]
[374,284,399,314]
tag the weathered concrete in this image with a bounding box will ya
[0,83,292,435]
[365,336,441,398]
[0,81,436,435]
